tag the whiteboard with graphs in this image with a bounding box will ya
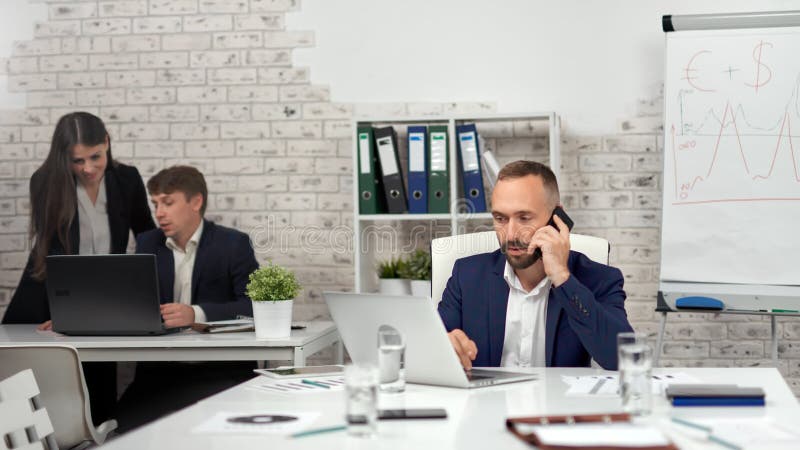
[660,26,800,286]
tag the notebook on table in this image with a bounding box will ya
[665,384,766,406]
[506,413,678,450]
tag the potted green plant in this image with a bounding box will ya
[377,257,411,295]
[399,249,432,297]
[246,262,302,339]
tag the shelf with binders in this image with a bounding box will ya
[352,112,560,293]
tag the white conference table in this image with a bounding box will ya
[100,367,800,450]
[0,321,342,366]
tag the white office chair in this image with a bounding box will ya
[0,368,58,449]
[431,230,610,303]
[0,345,117,449]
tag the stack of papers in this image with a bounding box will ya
[669,417,800,449]
[561,372,700,396]
[191,319,254,333]
[249,377,345,395]
[525,423,673,448]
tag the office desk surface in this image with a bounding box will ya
[101,367,799,450]
[0,321,340,365]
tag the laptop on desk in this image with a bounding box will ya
[324,292,536,389]
[46,254,179,336]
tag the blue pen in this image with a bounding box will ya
[671,417,741,450]
[301,379,330,389]
[291,425,346,438]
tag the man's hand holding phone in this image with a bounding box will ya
[447,329,478,370]
[528,207,573,287]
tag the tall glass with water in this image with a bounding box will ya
[378,327,406,393]
[618,336,653,416]
[344,364,378,437]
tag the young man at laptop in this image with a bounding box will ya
[115,165,259,432]
[438,160,633,371]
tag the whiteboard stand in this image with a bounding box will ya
[654,291,800,368]
[656,8,800,371]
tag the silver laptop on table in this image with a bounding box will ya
[324,292,537,389]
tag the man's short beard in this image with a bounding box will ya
[500,240,539,270]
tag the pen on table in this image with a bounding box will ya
[670,417,741,450]
[301,379,330,389]
[772,309,800,313]
[291,425,347,438]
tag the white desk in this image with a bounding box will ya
[100,368,799,450]
[0,321,342,366]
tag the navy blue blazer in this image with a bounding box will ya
[135,220,259,321]
[437,250,633,370]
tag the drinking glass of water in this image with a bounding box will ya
[344,363,378,437]
[378,327,406,393]
[618,339,653,416]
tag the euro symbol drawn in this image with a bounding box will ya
[684,50,715,92]
[745,41,772,93]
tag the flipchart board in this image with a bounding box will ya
[659,12,800,310]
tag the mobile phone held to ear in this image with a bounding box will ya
[532,206,575,262]
[378,408,448,420]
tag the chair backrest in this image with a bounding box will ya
[431,231,610,303]
[0,369,57,450]
[0,345,100,449]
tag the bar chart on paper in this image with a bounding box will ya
[661,26,800,286]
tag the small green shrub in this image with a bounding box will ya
[377,257,406,279]
[398,249,432,281]
[246,262,301,302]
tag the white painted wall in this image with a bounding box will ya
[0,0,45,108]
[288,0,798,134]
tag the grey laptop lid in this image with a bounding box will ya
[324,292,536,388]
[46,254,170,336]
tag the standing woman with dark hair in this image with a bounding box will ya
[2,111,156,422]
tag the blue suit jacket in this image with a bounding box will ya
[437,250,633,370]
[135,220,259,321]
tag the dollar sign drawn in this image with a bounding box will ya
[745,41,772,93]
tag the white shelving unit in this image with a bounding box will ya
[352,112,560,293]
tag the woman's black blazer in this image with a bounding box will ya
[2,162,156,323]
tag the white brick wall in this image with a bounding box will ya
[1,0,798,390]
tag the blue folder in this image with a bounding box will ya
[672,397,765,407]
[407,126,428,214]
[455,124,487,213]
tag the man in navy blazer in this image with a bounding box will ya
[438,161,633,370]
[116,165,258,432]
[135,219,257,322]
[135,166,258,325]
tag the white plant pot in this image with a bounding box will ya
[410,280,432,298]
[378,278,411,295]
[252,299,293,339]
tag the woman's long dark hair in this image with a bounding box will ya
[29,112,113,280]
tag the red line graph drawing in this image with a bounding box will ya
[752,112,800,182]
[672,102,800,205]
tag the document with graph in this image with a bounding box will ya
[661,26,800,286]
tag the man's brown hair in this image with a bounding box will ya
[147,165,208,215]
[496,160,560,207]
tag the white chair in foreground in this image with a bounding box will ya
[0,368,58,449]
[431,230,610,303]
[0,345,117,449]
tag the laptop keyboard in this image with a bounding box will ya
[464,371,493,381]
